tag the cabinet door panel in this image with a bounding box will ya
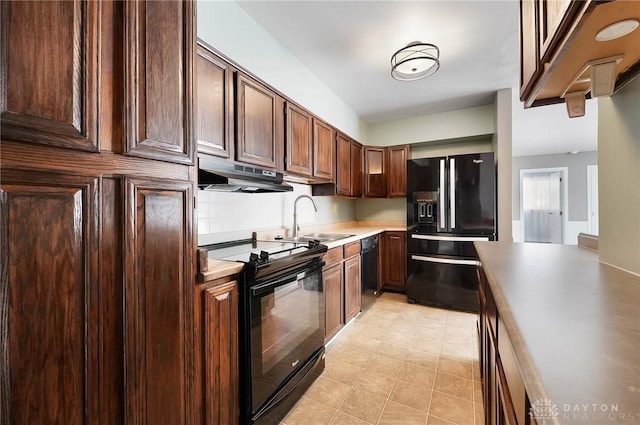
[364,147,387,198]
[1,0,99,151]
[313,119,335,181]
[124,177,194,425]
[125,0,194,164]
[0,169,99,425]
[383,232,406,291]
[196,45,234,159]
[324,264,344,342]
[344,256,361,321]
[285,103,313,177]
[520,0,540,100]
[205,282,239,425]
[236,74,280,169]
[336,134,351,196]
[351,142,363,198]
[387,145,409,198]
[538,0,572,61]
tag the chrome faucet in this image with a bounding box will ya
[292,195,318,238]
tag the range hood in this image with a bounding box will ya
[198,155,293,193]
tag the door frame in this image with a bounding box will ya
[519,167,568,244]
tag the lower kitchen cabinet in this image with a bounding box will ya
[478,265,531,425]
[195,278,239,425]
[381,231,407,292]
[343,242,362,322]
[324,261,344,342]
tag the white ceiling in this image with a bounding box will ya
[235,0,598,157]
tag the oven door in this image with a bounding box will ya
[248,261,325,412]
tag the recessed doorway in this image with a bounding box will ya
[520,168,568,244]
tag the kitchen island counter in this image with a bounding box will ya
[474,242,640,424]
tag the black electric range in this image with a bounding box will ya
[202,238,327,425]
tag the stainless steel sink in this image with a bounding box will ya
[280,233,355,243]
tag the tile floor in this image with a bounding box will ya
[280,292,484,425]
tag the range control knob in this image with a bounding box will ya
[259,250,269,263]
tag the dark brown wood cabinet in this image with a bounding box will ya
[0,169,101,425]
[0,0,100,152]
[387,145,409,197]
[351,141,363,198]
[196,42,234,159]
[362,145,409,199]
[313,118,335,182]
[195,278,239,425]
[344,250,362,322]
[324,264,344,343]
[364,147,387,198]
[235,73,284,171]
[124,0,195,165]
[1,2,197,425]
[315,131,362,197]
[285,102,314,177]
[124,177,194,425]
[478,265,531,425]
[335,133,352,196]
[323,247,345,342]
[381,231,407,291]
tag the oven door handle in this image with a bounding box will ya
[251,262,324,296]
[411,255,479,266]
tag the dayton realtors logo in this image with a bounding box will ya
[530,399,560,424]
[531,399,638,422]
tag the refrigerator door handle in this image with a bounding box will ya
[450,158,456,230]
[439,159,446,230]
[411,255,479,267]
[411,234,490,242]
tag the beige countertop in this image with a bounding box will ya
[199,223,406,282]
[475,242,640,424]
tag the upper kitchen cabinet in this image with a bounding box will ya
[312,118,336,182]
[196,42,235,159]
[235,72,284,171]
[364,147,387,198]
[285,102,314,177]
[313,131,362,197]
[336,133,353,196]
[350,140,364,198]
[124,0,195,164]
[1,0,100,152]
[520,0,640,117]
[363,145,409,198]
[387,145,410,198]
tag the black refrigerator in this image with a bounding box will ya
[406,152,496,312]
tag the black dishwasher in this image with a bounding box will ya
[361,235,379,311]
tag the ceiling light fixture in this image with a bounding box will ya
[391,41,440,81]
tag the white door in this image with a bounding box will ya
[521,170,564,244]
[587,165,599,235]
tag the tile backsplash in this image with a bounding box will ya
[197,183,355,242]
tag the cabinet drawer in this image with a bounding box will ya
[344,241,361,258]
[324,247,344,266]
